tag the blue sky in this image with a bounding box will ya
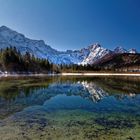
[0,0,140,51]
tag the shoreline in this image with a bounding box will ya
[61,73,140,76]
[0,72,140,77]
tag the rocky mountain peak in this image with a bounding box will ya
[129,48,137,54]
[114,46,127,53]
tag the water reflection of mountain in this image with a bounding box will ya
[0,76,140,119]
[80,81,108,102]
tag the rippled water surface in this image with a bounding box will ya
[0,76,140,140]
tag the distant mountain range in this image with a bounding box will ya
[0,26,138,65]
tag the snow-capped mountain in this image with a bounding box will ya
[52,48,90,65]
[114,46,127,53]
[114,46,138,54]
[0,26,89,65]
[0,26,138,65]
[129,48,137,54]
[0,26,59,59]
[81,43,112,65]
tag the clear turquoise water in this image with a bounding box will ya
[0,76,140,140]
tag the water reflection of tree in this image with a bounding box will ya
[0,77,52,101]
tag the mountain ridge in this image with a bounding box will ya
[0,26,138,65]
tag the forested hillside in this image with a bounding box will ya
[0,47,59,73]
[0,47,139,74]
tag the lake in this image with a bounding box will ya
[0,75,140,140]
